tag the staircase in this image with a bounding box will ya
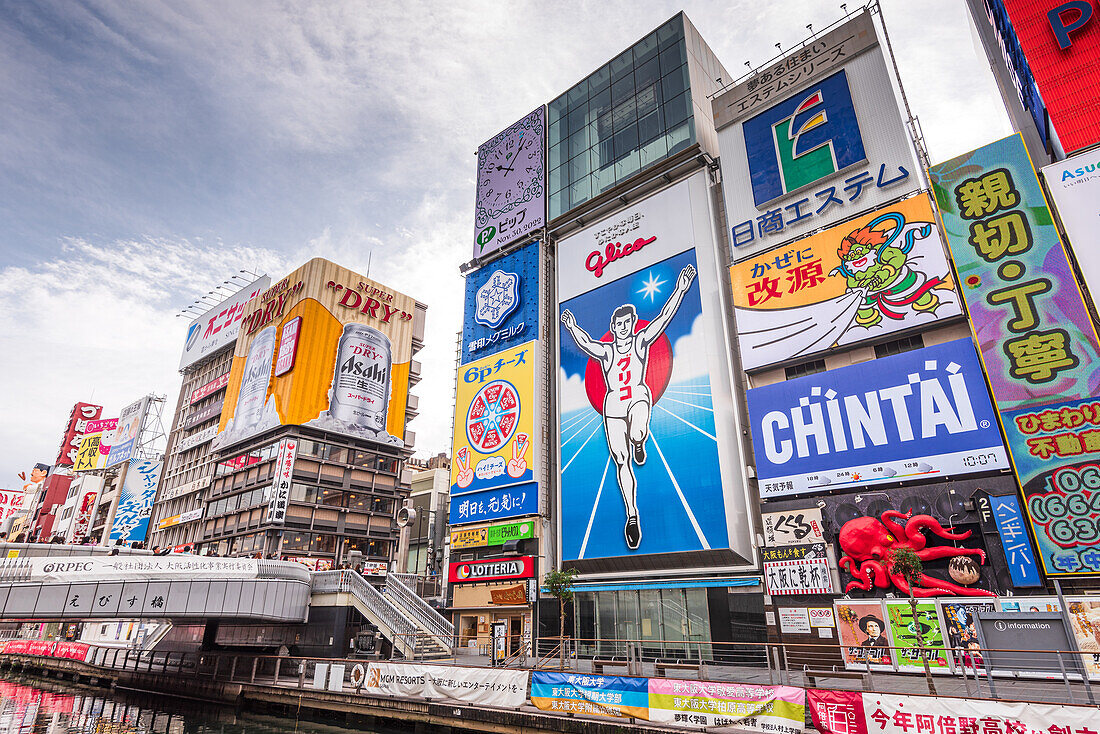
[383,573,454,657]
[310,571,452,660]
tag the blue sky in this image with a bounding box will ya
[0,0,1011,484]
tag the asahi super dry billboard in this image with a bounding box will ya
[214,259,421,451]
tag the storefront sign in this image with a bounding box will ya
[267,438,297,525]
[762,509,826,546]
[175,424,217,452]
[360,662,528,707]
[448,555,534,584]
[155,508,204,531]
[986,493,1042,586]
[158,475,210,502]
[764,544,832,595]
[190,372,230,404]
[450,520,536,549]
[747,339,1008,497]
[28,556,259,582]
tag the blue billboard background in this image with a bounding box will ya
[108,460,161,544]
[558,248,729,560]
[461,241,539,364]
[449,482,538,526]
[747,339,1009,496]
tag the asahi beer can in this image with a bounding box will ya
[330,323,392,431]
[233,325,277,429]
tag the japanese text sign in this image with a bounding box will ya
[108,460,162,544]
[267,438,297,525]
[1043,149,1100,301]
[179,276,270,371]
[449,483,537,526]
[747,339,1009,497]
[730,196,961,369]
[461,241,539,363]
[987,492,1042,586]
[717,32,920,260]
[929,133,1100,412]
[763,543,833,595]
[451,340,536,497]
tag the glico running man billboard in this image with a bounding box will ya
[214,258,421,451]
[747,339,1010,498]
[556,171,752,569]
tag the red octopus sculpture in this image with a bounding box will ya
[838,510,995,597]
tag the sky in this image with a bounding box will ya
[0,0,1012,485]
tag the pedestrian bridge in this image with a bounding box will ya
[0,551,311,623]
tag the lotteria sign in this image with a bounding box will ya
[448,556,534,584]
[747,339,1009,497]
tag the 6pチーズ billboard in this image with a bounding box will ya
[452,340,537,497]
[461,240,539,363]
[213,259,421,451]
[473,106,545,260]
[713,12,920,261]
[556,171,752,568]
[179,276,270,371]
[747,339,1008,497]
[730,195,961,370]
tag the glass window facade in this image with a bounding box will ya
[548,16,695,220]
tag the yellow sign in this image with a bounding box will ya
[450,527,488,549]
[729,195,960,370]
[450,341,537,495]
[215,258,420,451]
[73,434,103,472]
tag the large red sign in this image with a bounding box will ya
[54,402,103,467]
[1002,0,1100,153]
[448,556,534,584]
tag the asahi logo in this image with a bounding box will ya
[339,356,387,381]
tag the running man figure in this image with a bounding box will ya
[560,264,696,550]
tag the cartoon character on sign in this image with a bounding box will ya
[507,433,529,479]
[831,212,951,327]
[560,264,696,550]
[839,510,995,597]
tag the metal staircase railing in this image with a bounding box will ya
[384,573,454,653]
[312,571,417,657]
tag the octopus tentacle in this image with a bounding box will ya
[906,514,972,542]
[916,573,996,597]
[915,546,986,564]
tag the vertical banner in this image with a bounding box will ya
[108,460,162,544]
[1043,152,1100,300]
[267,438,297,524]
[929,133,1100,411]
[931,133,1100,579]
[106,398,150,467]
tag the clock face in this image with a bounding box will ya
[473,107,546,259]
[477,129,541,219]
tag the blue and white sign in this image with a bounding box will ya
[461,241,539,364]
[990,493,1042,588]
[449,482,538,526]
[747,338,1009,497]
[108,460,162,544]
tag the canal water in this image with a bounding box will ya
[0,673,408,734]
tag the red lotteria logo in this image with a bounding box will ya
[586,235,656,278]
[458,564,471,579]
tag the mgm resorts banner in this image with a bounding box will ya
[357,662,527,708]
[747,339,1008,497]
[556,170,752,568]
[214,258,419,452]
[808,690,1097,734]
[531,672,805,733]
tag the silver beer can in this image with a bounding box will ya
[330,323,392,431]
[233,325,277,428]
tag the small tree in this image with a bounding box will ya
[544,567,577,668]
[889,548,937,695]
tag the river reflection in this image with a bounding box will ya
[0,675,403,734]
